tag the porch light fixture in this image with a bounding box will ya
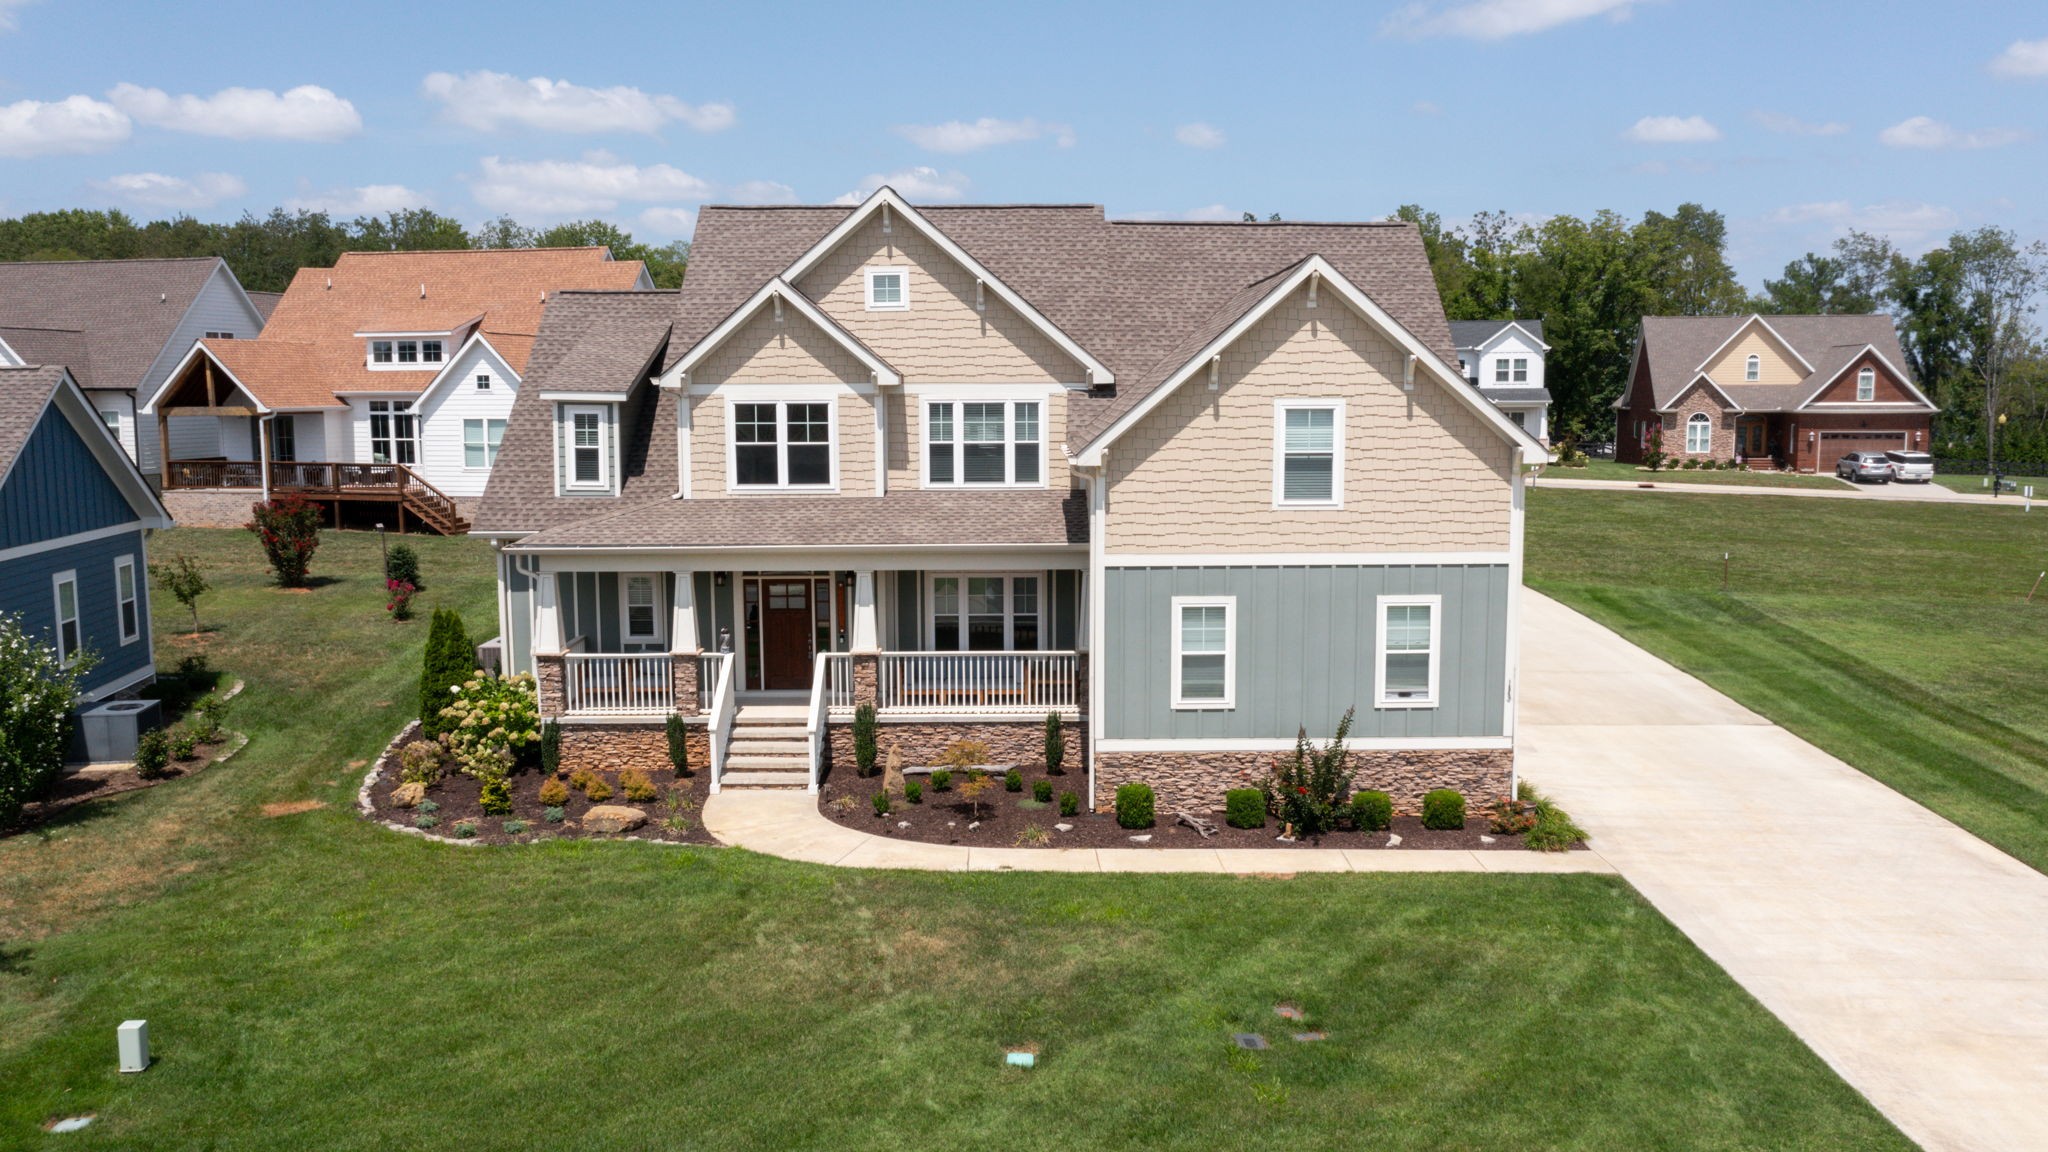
[713,572,727,587]
[840,572,856,590]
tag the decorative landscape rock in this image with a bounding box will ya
[390,782,426,809]
[584,805,648,834]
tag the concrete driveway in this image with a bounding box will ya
[1518,591,2048,1152]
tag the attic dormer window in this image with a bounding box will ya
[865,267,908,311]
[1745,354,1760,381]
[420,340,444,364]
[1857,367,1876,402]
[371,340,393,364]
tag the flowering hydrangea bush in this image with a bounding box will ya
[437,672,540,781]
[0,614,91,827]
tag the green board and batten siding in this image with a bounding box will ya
[1101,564,1511,741]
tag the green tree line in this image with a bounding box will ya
[0,207,690,292]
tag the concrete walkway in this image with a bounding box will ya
[1519,590,2048,1152]
[701,790,1615,874]
[1534,473,2009,505]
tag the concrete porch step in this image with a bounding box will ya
[721,770,810,789]
[733,705,809,723]
[730,725,807,740]
[729,738,808,755]
[727,753,809,770]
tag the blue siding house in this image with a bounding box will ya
[0,365,173,705]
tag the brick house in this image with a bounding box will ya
[1613,314,1937,471]
[472,189,1548,815]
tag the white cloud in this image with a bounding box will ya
[1624,114,1721,143]
[420,71,733,135]
[1382,0,1641,40]
[0,95,130,157]
[1173,122,1226,149]
[470,152,714,216]
[94,171,246,210]
[1990,37,2048,78]
[106,83,360,141]
[0,0,37,32]
[894,117,1073,153]
[638,206,698,235]
[834,166,971,205]
[1879,115,2023,150]
[1764,199,1960,248]
[287,184,431,216]
[1753,110,1849,136]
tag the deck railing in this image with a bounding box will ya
[562,653,673,716]
[877,651,1079,714]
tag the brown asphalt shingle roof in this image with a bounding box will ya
[0,257,227,391]
[246,291,283,320]
[1638,314,1927,412]
[0,365,68,482]
[509,487,1086,549]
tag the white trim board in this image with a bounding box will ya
[1794,344,1937,411]
[1103,552,1510,568]
[659,276,901,389]
[1096,737,1511,753]
[78,660,158,704]
[1693,314,1816,377]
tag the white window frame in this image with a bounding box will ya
[563,404,610,490]
[99,408,122,437]
[463,417,506,471]
[864,266,909,312]
[1171,595,1236,710]
[1745,354,1761,382]
[1685,412,1712,454]
[114,555,139,645]
[475,372,491,391]
[726,398,839,492]
[1857,368,1876,402]
[1510,357,1529,383]
[1272,399,1344,509]
[52,569,80,667]
[924,572,1045,651]
[620,572,664,645]
[366,335,449,370]
[367,400,418,465]
[921,398,1045,488]
[1375,593,1442,709]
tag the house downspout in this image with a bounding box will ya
[1085,457,1107,813]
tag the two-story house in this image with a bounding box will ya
[138,248,651,532]
[1451,319,1551,444]
[472,190,1548,815]
[1613,314,1937,471]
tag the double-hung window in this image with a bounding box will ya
[115,556,139,645]
[420,340,443,364]
[1377,595,1441,707]
[926,400,1041,485]
[463,418,506,469]
[865,267,908,311]
[51,571,80,666]
[1494,358,1529,384]
[368,400,417,464]
[929,574,1040,651]
[1172,596,1234,709]
[733,401,834,489]
[1857,368,1876,402]
[622,574,662,645]
[565,405,608,489]
[370,340,394,365]
[1274,400,1342,507]
[272,415,296,462]
[1745,354,1761,382]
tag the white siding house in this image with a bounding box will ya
[1450,319,1552,445]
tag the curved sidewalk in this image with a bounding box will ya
[702,790,1615,874]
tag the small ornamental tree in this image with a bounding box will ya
[0,615,92,827]
[1643,425,1667,472]
[150,554,209,636]
[384,542,422,589]
[1043,712,1065,775]
[1265,707,1356,840]
[852,703,879,777]
[418,609,474,739]
[665,712,691,776]
[245,494,323,587]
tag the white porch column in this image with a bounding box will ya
[533,570,564,653]
[257,416,272,502]
[670,568,699,652]
[851,569,879,652]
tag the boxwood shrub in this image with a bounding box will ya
[1421,789,1466,830]
[1350,790,1393,832]
[1114,782,1155,829]
[1224,788,1266,829]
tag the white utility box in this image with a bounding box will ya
[118,1019,149,1073]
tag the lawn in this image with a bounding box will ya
[1557,458,1844,489]
[1932,471,2048,497]
[1528,488,2048,872]
[0,528,1910,1150]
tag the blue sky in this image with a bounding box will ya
[0,0,2043,288]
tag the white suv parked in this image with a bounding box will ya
[1883,450,1935,483]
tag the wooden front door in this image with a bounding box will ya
[761,580,814,690]
[1742,421,1767,461]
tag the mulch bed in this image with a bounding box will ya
[361,723,717,847]
[818,762,1579,851]
[4,733,246,838]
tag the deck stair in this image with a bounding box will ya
[719,704,812,789]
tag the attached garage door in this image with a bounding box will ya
[1818,430,1909,460]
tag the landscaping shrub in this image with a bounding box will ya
[414,813,440,829]
[936,740,991,770]
[1044,712,1065,775]
[1004,768,1023,793]
[453,819,478,839]
[1643,426,1667,472]
[929,769,952,793]
[149,553,209,636]
[539,720,561,776]
[1058,790,1079,817]
[416,798,439,814]
[190,691,230,743]
[538,777,568,807]
[904,780,923,804]
[133,728,171,781]
[1264,707,1356,839]
[385,579,417,622]
[1487,797,1538,836]
[872,791,891,816]
[1032,779,1053,803]
[1115,782,1155,829]
[479,775,513,815]
[665,713,691,776]
[168,726,201,761]
[1350,790,1393,832]
[1015,824,1050,847]
[384,542,421,589]
[1224,788,1267,829]
[1422,789,1466,830]
[503,819,529,835]
[0,614,90,824]
[1519,781,1589,852]
[418,609,475,739]
[621,769,658,804]
[245,494,323,588]
[438,672,540,779]
[853,704,879,777]
[542,805,566,824]
[568,769,593,793]
[584,775,613,803]
[958,772,995,820]
[398,739,442,785]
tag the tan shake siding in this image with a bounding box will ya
[887,386,1077,489]
[686,389,877,494]
[689,394,724,494]
[1104,284,1513,553]
[1703,327,1805,389]
[797,214,1088,384]
[691,306,873,385]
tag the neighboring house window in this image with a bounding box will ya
[1745,354,1761,381]
[396,340,419,364]
[51,570,80,667]
[272,416,296,462]
[99,408,122,438]
[1274,400,1342,507]
[1171,596,1235,709]
[475,373,491,391]
[1377,594,1441,708]
[370,340,393,365]
[925,400,1041,485]
[420,340,444,364]
[204,331,234,340]
[1494,358,1529,383]
[368,401,417,465]
[622,573,662,644]
[564,405,609,489]
[115,556,139,645]
[463,418,506,469]
[1511,357,1528,383]
[1509,410,1527,429]
[1686,413,1712,454]
[1857,368,1876,402]
[865,267,908,311]
[733,401,833,489]
[929,574,1040,650]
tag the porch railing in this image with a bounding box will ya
[562,653,673,716]
[822,653,854,715]
[696,653,724,714]
[877,651,1079,714]
[806,655,833,793]
[704,651,736,793]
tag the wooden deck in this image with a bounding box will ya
[163,460,469,534]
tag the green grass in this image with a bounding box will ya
[1932,471,2048,496]
[1528,488,2048,871]
[0,528,1911,1150]
[1558,458,1844,489]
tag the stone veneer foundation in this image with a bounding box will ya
[558,720,708,779]
[826,719,1087,775]
[1092,748,1513,816]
